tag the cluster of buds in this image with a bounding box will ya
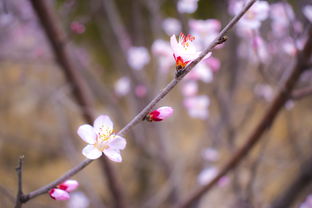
[49,180,79,200]
[144,106,173,122]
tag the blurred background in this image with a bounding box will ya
[0,0,312,207]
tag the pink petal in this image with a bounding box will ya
[82,145,102,160]
[93,115,113,133]
[49,188,70,200]
[108,136,127,150]
[59,180,79,192]
[103,149,122,162]
[170,35,179,51]
[77,124,96,144]
[156,106,174,120]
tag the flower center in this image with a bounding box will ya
[179,33,195,49]
[95,126,113,151]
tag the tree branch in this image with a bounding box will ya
[14,156,24,208]
[20,0,257,203]
[175,27,312,208]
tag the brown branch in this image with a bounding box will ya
[26,1,126,208]
[14,156,24,208]
[291,86,312,100]
[175,28,312,208]
[20,0,257,203]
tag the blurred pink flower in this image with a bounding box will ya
[184,95,210,119]
[146,106,174,122]
[162,18,182,36]
[300,194,312,208]
[303,5,312,22]
[70,21,86,34]
[77,115,127,162]
[270,2,294,37]
[181,81,198,97]
[127,46,150,70]
[205,56,221,72]
[254,84,274,102]
[152,39,174,73]
[177,0,199,14]
[189,19,221,48]
[230,0,269,32]
[188,61,213,83]
[135,84,147,98]
[115,77,130,96]
[49,188,70,200]
[202,148,219,162]
[68,192,90,208]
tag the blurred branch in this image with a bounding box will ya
[175,26,312,208]
[270,155,312,208]
[14,156,24,208]
[19,0,256,204]
[25,1,126,208]
[291,86,312,100]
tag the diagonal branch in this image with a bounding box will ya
[20,0,257,203]
[175,27,312,208]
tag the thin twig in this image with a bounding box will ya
[21,0,256,202]
[291,86,312,100]
[174,27,312,208]
[14,156,24,208]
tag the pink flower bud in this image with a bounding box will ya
[70,21,85,34]
[58,180,79,192]
[146,106,173,122]
[49,188,70,200]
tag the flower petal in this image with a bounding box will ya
[103,149,122,162]
[94,115,113,133]
[82,145,102,160]
[170,35,179,51]
[108,136,127,150]
[49,188,70,200]
[77,124,96,144]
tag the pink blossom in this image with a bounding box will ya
[49,188,70,200]
[135,84,147,97]
[254,84,274,102]
[184,95,210,119]
[70,21,86,34]
[170,33,210,70]
[230,0,269,31]
[202,148,219,162]
[151,39,174,73]
[127,46,150,70]
[189,19,221,48]
[177,0,199,14]
[181,81,198,97]
[146,106,174,122]
[188,61,213,83]
[197,167,218,185]
[77,115,127,162]
[205,56,220,72]
[68,192,90,208]
[303,5,312,22]
[162,18,182,36]
[270,3,294,37]
[300,194,312,208]
[58,180,79,192]
[115,77,130,96]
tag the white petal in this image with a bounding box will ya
[82,145,102,159]
[77,124,96,144]
[108,136,127,150]
[94,115,113,133]
[170,35,179,51]
[103,149,122,162]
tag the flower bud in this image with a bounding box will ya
[49,188,70,200]
[58,180,79,192]
[145,106,173,122]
